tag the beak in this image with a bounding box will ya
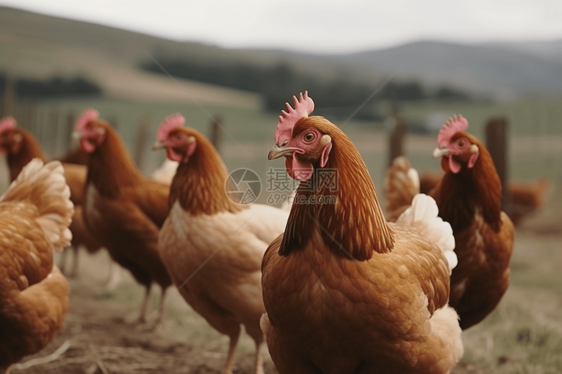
[152,140,166,151]
[71,131,82,140]
[268,144,299,160]
[432,147,450,158]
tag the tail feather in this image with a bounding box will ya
[384,156,420,221]
[1,159,74,251]
[397,194,457,273]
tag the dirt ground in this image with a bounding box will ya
[9,282,490,374]
[10,213,562,374]
[11,283,277,374]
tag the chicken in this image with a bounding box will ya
[73,109,171,325]
[383,156,420,221]
[57,145,89,166]
[151,159,179,185]
[384,115,515,329]
[0,116,103,278]
[152,114,288,374]
[262,92,463,374]
[508,178,550,226]
[418,171,550,227]
[0,158,73,373]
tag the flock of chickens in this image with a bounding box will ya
[0,92,518,374]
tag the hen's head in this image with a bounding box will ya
[433,115,480,174]
[152,113,197,163]
[73,109,108,153]
[268,92,333,181]
[0,116,22,154]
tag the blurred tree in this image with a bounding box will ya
[140,55,472,119]
[434,86,471,101]
[15,76,102,99]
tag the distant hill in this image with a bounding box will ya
[0,6,261,107]
[1,6,561,103]
[483,40,562,61]
[321,40,562,100]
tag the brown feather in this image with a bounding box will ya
[83,121,171,289]
[432,132,502,232]
[1,128,100,253]
[280,116,394,261]
[5,129,48,181]
[86,120,144,198]
[262,117,461,372]
[0,160,72,371]
[168,127,245,215]
[423,132,513,329]
[384,156,419,221]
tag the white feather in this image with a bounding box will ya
[396,194,457,273]
[1,158,74,251]
[152,159,179,185]
[407,167,420,193]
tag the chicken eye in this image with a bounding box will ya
[304,133,315,142]
[458,140,466,147]
[175,134,182,140]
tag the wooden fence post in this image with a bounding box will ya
[387,101,406,166]
[26,104,36,132]
[133,116,150,169]
[485,117,509,212]
[64,112,75,150]
[48,111,60,155]
[108,115,118,131]
[210,115,223,155]
[2,77,15,118]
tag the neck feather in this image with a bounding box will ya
[8,130,48,181]
[280,118,394,261]
[433,135,502,232]
[87,126,143,197]
[169,133,245,215]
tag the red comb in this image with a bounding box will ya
[157,113,185,141]
[275,91,315,144]
[76,109,99,131]
[437,115,469,146]
[0,116,16,134]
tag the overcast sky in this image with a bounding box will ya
[1,0,561,53]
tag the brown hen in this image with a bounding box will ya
[384,116,515,329]
[0,159,73,373]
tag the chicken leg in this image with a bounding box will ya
[254,340,264,374]
[145,286,169,329]
[126,285,152,324]
[224,328,241,374]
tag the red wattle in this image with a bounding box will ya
[286,154,313,181]
[80,138,95,153]
[166,148,183,162]
[468,152,480,168]
[448,155,461,174]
